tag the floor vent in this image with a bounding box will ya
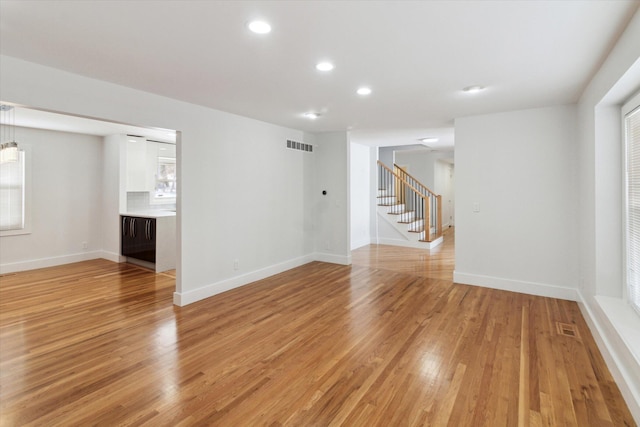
[287,139,313,153]
[555,322,580,339]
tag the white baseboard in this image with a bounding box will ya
[173,254,315,306]
[578,292,640,422]
[125,257,155,270]
[351,237,371,250]
[99,250,125,263]
[313,252,352,265]
[0,251,105,274]
[377,236,443,250]
[453,271,578,301]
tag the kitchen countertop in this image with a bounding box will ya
[120,210,176,218]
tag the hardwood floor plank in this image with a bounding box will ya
[520,305,531,427]
[0,229,635,426]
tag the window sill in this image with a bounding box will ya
[0,227,31,237]
[595,295,640,365]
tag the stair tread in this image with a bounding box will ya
[377,173,442,245]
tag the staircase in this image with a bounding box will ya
[376,161,443,248]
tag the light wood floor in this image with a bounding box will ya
[0,229,635,426]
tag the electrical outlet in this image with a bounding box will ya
[82,241,88,250]
[233,259,239,270]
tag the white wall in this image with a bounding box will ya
[454,105,579,300]
[394,150,434,190]
[350,143,371,250]
[576,9,640,420]
[435,161,455,228]
[369,148,379,241]
[378,146,394,169]
[0,55,331,305]
[314,131,351,264]
[101,134,126,262]
[578,13,640,300]
[394,149,454,193]
[0,126,104,272]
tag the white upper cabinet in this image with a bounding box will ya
[157,142,176,159]
[123,135,176,195]
[125,136,157,193]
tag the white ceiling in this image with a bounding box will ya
[0,0,638,149]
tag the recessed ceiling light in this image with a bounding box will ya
[462,85,485,93]
[357,87,372,96]
[247,20,271,34]
[304,112,320,119]
[316,62,334,72]
[420,137,439,143]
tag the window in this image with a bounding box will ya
[0,150,25,232]
[154,156,176,200]
[624,96,640,315]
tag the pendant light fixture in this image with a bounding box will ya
[0,104,19,163]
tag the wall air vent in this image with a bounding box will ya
[286,139,313,153]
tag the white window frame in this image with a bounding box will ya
[150,155,177,205]
[622,91,640,316]
[0,145,31,237]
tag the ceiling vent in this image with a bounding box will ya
[286,139,313,153]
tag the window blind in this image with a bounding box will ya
[625,105,640,315]
[0,151,25,231]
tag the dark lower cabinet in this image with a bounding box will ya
[121,216,156,263]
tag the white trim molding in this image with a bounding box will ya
[173,254,315,306]
[100,250,125,263]
[453,271,578,301]
[377,236,443,250]
[578,292,640,422]
[0,251,104,274]
[350,237,372,251]
[313,252,352,266]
